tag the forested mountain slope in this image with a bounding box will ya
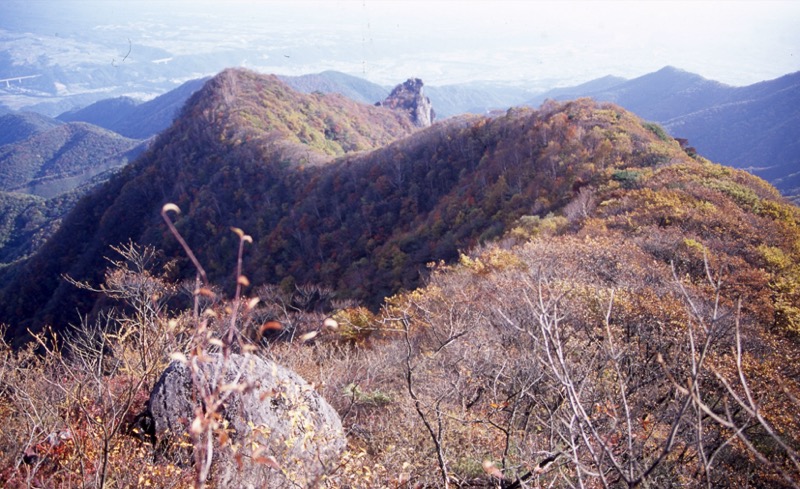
[0,122,141,199]
[0,111,63,147]
[0,68,417,340]
[1,68,798,354]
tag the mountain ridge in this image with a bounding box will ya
[0,67,732,342]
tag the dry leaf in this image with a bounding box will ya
[253,449,281,471]
[190,416,204,435]
[482,460,504,479]
[260,321,283,333]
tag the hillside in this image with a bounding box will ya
[281,70,390,105]
[0,111,63,146]
[663,71,800,201]
[527,67,800,201]
[0,122,141,198]
[0,190,79,267]
[56,77,208,139]
[0,121,143,265]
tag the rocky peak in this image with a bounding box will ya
[378,78,435,127]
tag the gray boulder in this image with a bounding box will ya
[149,353,345,488]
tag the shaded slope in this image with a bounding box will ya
[526,74,628,106]
[281,70,389,105]
[663,71,800,201]
[56,97,138,133]
[528,66,734,121]
[580,66,733,120]
[57,77,209,140]
[0,122,140,198]
[0,111,63,146]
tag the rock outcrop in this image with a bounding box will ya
[148,353,345,488]
[378,78,435,127]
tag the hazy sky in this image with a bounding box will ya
[302,0,800,86]
[3,0,799,88]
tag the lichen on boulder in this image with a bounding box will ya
[148,353,345,488]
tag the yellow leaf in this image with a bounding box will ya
[300,331,318,342]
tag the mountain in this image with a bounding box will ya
[0,68,418,338]
[0,111,63,146]
[662,71,800,201]
[280,70,389,105]
[527,66,800,202]
[0,122,141,198]
[0,121,143,265]
[0,66,764,344]
[56,97,139,133]
[423,82,538,118]
[528,66,734,120]
[56,77,208,139]
[528,74,627,104]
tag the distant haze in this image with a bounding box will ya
[1,0,798,89]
